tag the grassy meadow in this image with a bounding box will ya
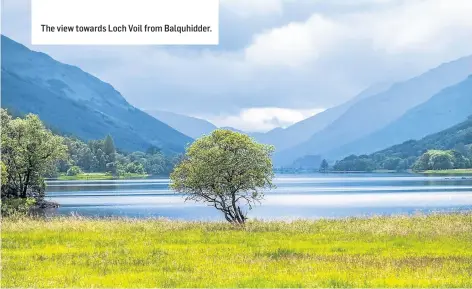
[422,169,472,175]
[2,214,472,288]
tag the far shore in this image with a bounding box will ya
[420,168,472,175]
[277,169,472,175]
[55,172,150,180]
[48,170,472,181]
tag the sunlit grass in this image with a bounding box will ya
[422,169,472,175]
[2,214,471,288]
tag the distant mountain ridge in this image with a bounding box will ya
[327,75,472,159]
[146,109,268,139]
[1,35,192,153]
[253,83,392,150]
[146,110,217,139]
[275,54,472,166]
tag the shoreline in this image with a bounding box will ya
[420,169,472,175]
[26,210,472,222]
[54,172,150,180]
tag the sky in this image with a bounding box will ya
[2,0,472,132]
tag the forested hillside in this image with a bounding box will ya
[328,75,472,159]
[1,35,191,153]
[333,116,472,171]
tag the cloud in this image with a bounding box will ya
[244,0,472,68]
[2,0,472,132]
[221,0,283,17]
[202,107,325,132]
[368,0,472,53]
[323,0,397,5]
[244,15,343,67]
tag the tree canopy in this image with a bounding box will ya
[57,136,177,177]
[0,109,181,215]
[333,116,472,172]
[412,150,470,171]
[1,109,67,200]
[170,129,275,224]
[319,159,329,172]
[1,161,7,186]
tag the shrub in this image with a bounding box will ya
[1,198,36,217]
[66,166,83,176]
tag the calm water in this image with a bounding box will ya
[44,173,472,220]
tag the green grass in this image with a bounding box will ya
[2,214,472,288]
[57,172,149,180]
[329,170,399,174]
[422,169,472,175]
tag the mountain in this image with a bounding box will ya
[143,109,258,140]
[291,155,322,169]
[220,127,258,136]
[253,83,391,150]
[275,55,472,166]
[327,75,472,159]
[220,127,245,133]
[377,116,472,157]
[333,115,472,171]
[146,110,217,139]
[1,35,192,153]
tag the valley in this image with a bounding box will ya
[2,10,472,287]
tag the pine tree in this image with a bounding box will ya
[103,135,116,163]
[319,159,329,173]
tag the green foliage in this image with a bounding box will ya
[60,135,178,177]
[171,129,275,224]
[103,134,116,162]
[2,35,191,153]
[382,157,402,170]
[454,143,468,156]
[319,159,329,172]
[1,198,36,217]
[2,214,472,287]
[1,109,67,200]
[430,152,454,170]
[0,108,178,217]
[1,161,8,186]
[66,166,83,176]
[124,162,146,175]
[451,150,471,169]
[333,116,472,172]
[421,168,472,174]
[413,150,470,171]
[58,172,148,180]
[333,155,376,172]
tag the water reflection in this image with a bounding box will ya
[44,173,472,220]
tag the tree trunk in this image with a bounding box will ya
[231,194,244,224]
[237,206,246,223]
[21,169,31,198]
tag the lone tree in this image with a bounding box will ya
[170,129,275,224]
